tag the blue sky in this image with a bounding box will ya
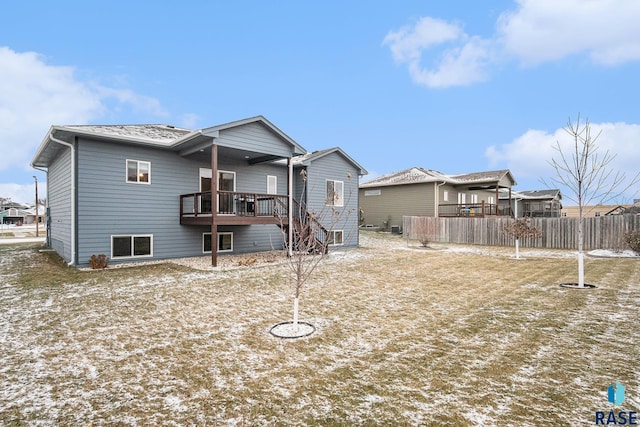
[1,0,639,205]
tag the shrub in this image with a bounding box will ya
[89,254,108,269]
[502,218,543,240]
[414,217,436,247]
[623,230,640,255]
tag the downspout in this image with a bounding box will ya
[514,197,521,218]
[49,131,76,266]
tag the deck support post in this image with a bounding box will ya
[211,143,218,267]
[508,187,512,217]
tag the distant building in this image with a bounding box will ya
[499,189,563,218]
[561,204,635,218]
[359,167,516,230]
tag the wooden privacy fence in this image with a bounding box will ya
[403,215,640,251]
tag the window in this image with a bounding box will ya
[328,230,344,246]
[443,190,449,202]
[488,196,495,204]
[326,180,344,206]
[111,235,152,258]
[470,194,478,203]
[126,160,150,184]
[267,175,278,195]
[458,193,466,204]
[203,232,233,253]
[364,189,381,196]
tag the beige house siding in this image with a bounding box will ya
[359,183,436,229]
[561,204,633,218]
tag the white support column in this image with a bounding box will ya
[288,157,293,257]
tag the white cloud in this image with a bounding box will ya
[95,86,168,117]
[486,121,640,201]
[0,46,167,173]
[383,17,493,88]
[0,182,43,205]
[386,1,640,88]
[497,0,640,66]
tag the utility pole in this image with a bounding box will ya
[33,176,39,237]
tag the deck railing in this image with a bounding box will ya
[180,191,288,218]
[438,202,512,217]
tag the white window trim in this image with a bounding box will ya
[218,170,236,191]
[203,232,234,253]
[126,159,151,184]
[470,194,478,204]
[458,193,466,204]
[326,179,344,207]
[111,234,153,259]
[364,189,381,196]
[329,230,344,246]
[217,170,237,215]
[267,175,278,195]
[443,190,449,202]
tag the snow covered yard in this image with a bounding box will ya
[1,233,639,426]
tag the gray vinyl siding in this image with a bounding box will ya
[359,183,436,229]
[200,225,284,254]
[218,157,289,195]
[74,138,292,265]
[293,168,306,206]
[302,153,360,247]
[76,138,198,265]
[47,145,73,262]
[215,122,294,158]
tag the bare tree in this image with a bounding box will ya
[542,115,640,287]
[275,170,354,334]
[414,217,437,247]
[502,218,542,259]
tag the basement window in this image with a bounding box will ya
[111,235,153,258]
[328,230,344,246]
[203,232,234,253]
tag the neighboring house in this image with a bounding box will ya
[561,204,637,218]
[31,116,366,267]
[359,167,516,230]
[499,189,563,218]
[0,205,45,225]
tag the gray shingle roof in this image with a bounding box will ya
[451,170,511,183]
[359,167,448,187]
[360,167,514,188]
[65,124,193,144]
[518,189,562,199]
[291,147,368,176]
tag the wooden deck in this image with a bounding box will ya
[438,202,512,218]
[179,191,287,226]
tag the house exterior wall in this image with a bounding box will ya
[74,138,290,266]
[219,156,289,195]
[359,183,436,229]
[215,122,293,158]
[47,145,73,262]
[302,153,360,247]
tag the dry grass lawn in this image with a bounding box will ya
[1,231,639,426]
